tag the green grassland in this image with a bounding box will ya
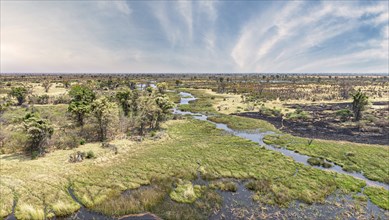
[177,88,389,210]
[207,114,278,132]
[178,89,278,132]
[2,119,380,219]
[364,187,389,210]
[178,89,218,114]
[1,87,388,219]
[263,134,389,184]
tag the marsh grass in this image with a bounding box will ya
[170,180,203,203]
[210,180,238,192]
[207,114,278,132]
[263,134,389,184]
[307,157,333,168]
[0,118,387,219]
[178,89,218,114]
[92,185,166,216]
[178,89,277,132]
[363,187,389,210]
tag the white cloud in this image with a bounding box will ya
[97,1,132,15]
[176,1,193,40]
[0,1,136,73]
[150,2,182,46]
[199,1,218,22]
[231,1,389,73]
[1,0,387,73]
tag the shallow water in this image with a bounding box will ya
[58,91,388,219]
[9,91,386,220]
[176,92,389,190]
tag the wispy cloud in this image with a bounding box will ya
[97,1,132,15]
[176,1,193,41]
[1,0,388,73]
[230,1,388,73]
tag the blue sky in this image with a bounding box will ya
[1,0,388,73]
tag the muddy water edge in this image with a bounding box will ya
[8,91,387,219]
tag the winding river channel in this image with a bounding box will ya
[175,92,389,190]
[61,91,387,219]
[7,91,386,220]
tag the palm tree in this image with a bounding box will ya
[352,89,368,121]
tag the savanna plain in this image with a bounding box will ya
[0,74,388,220]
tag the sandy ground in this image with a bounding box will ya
[205,89,388,115]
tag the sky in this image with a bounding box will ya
[1,0,388,74]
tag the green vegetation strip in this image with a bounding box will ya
[263,134,389,184]
[207,114,278,132]
[178,89,278,132]
[178,89,218,114]
[3,119,388,219]
[363,187,389,210]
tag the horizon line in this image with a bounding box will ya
[1,72,388,75]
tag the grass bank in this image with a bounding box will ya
[178,89,218,114]
[263,134,389,184]
[178,89,278,132]
[207,114,278,132]
[1,119,379,219]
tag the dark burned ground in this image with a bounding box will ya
[236,101,389,146]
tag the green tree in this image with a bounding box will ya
[155,95,174,128]
[67,85,96,126]
[146,86,154,93]
[91,97,114,141]
[42,81,52,93]
[137,96,158,135]
[62,80,71,88]
[116,89,131,116]
[156,82,168,94]
[352,89,369,121]
[22,112,54,157]
[129,90,140,114]
[9,87,28,105]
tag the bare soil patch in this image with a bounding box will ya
[237,101,389,145]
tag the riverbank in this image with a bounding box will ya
[1,90,388,219]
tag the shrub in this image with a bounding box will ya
[31,151,39,159]
[3,132,28,153]
[79,139,85,145]
[336,109,352,122]
[86,150,95,159]
[53,95,71,104]
[9,87,29,105]
[29,94,50,105]
[80,124,99,142]
[259,106,281,117]
[22,112,54,157]
[52,133,79,149]
[286,108,309,120]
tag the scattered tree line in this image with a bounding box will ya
[1,82,174,158]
